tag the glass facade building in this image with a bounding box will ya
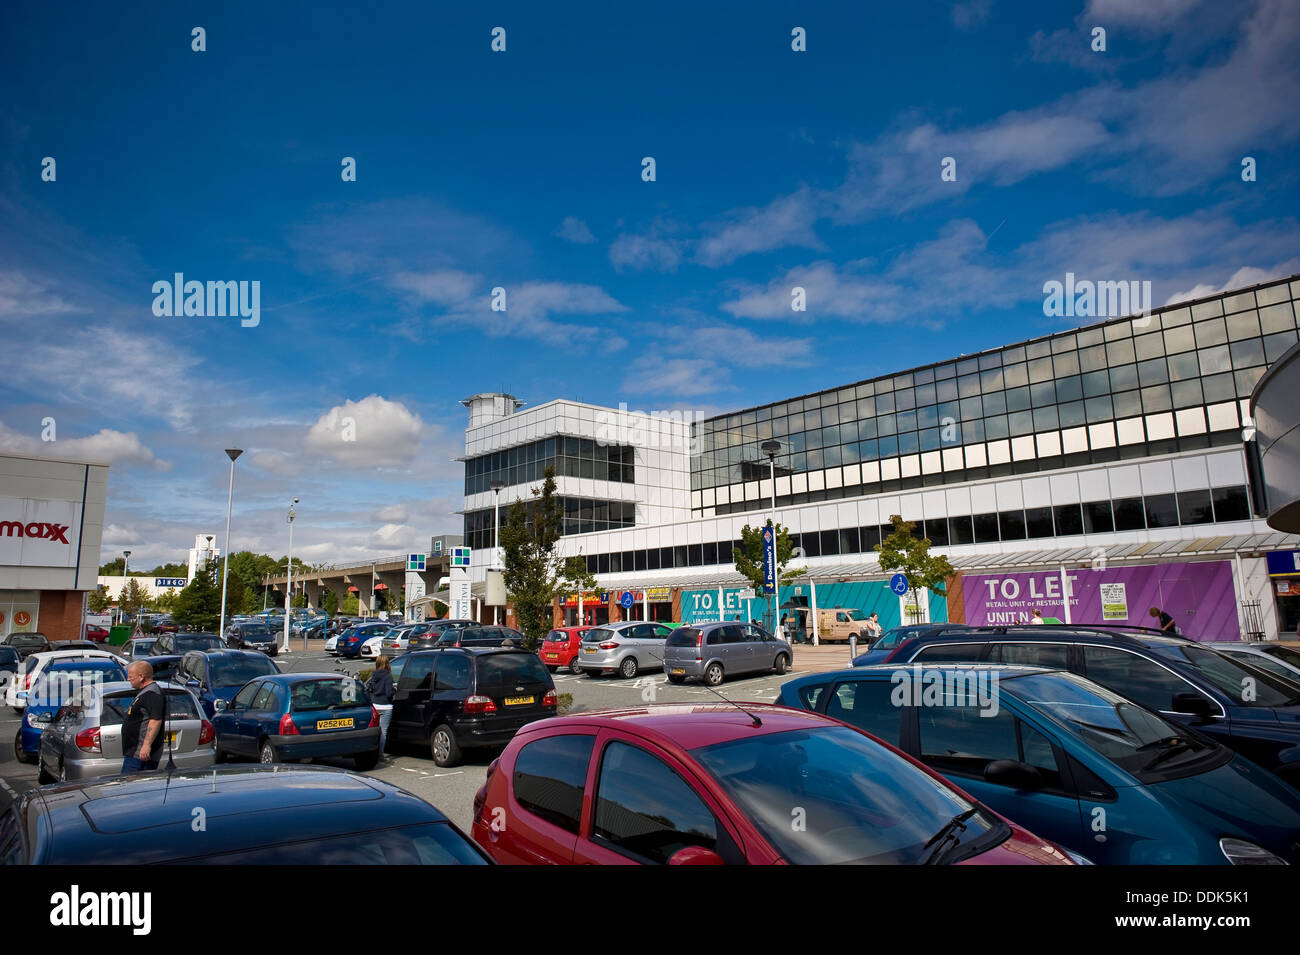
[465,437,635,497]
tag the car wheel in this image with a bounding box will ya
[259,740,278,764]
[568,657,583,675]
[667,674,685,685]
[431,724,461,768]
[13,731,34,765]
[704,663,724,687]
[213,743,228,764]
[620,657,639,679]
[354,749,380,771]
[37,762,55,784]
[773,654,789,675]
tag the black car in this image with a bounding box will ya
[3,633,52,659]
[388,648,557,767]
[177,649,282,718]
[434,625,526,649]
[0,647,18,690]
[403,619,476,651]
[155,632,226,655]
[224,623,279,655]
[139,654,184,684]
[0,765,492,864]
[866,623,1300,787]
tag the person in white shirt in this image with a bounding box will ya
[1029,609,1045,625]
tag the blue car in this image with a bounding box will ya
[13,658,127,763]
[211,672,381,769]
[777,664,1300,865]
[175,649,281,718]
[338,623,389,659]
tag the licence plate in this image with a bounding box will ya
[670,668,685,675]
[316,718,354,730]
[545,653,558,659]
[503,696,534,706]
[165,732,178,746]
[583,647,596,654]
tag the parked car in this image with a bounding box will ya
[0,766,491,864]
[864,625,1300,787]
[139,654,184,684]
[788,606,877,644]
[324,633,341,655]
[380,623,426,654]
[2,633,52,660]
[0,647,20,687]
[118,637,159,659]
[36,680,214,782]
[1217,643,1300,682]
[662,621,792,686]
[389,648,557,767]
[84,625,109,643]
[576,621,680,679]
[211,672,381,768]
[155,632,226,655]
[14,659,128,763]
[434,625,527,651]
[361,634,387,659]
[471,702,1081,865]
[6,648,123,711]
[338,623,391,659]
[407,619,476,650]
[175,649,282,718]
[540,626,592,674]
[224,623,279,655]
[852,622,973,666]
[778,664,1300,865]
[153,616,178,633]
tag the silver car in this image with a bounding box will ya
[663,622,792,686]
[576,621,674,679]
[37,680,215,782]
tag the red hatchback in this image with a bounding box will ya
[471,703,1078,865]
[539,626,592,675]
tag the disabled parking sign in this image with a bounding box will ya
[890,573,910,595]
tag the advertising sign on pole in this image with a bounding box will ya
[449,547,472,620]
[762,527,776,595]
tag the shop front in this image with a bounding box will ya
[561,591,610,627]
[1267,551,1300,637]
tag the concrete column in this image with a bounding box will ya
[302,579,323,610]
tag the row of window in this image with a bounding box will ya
[466,438,634,495]
[464,497,638,550]
[572,485,1251,575]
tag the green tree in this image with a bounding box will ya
[500,468,598,649]
[876,514,955,624]
[145,561,189,577]
[172,559,222,632]
[87,585,111,614]
[340,591,359,616]
[118,579,148,618]
[733,519,806,626]
[99,557,125,576]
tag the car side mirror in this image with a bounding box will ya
[214,698,229,711]
[668,846,725,866]
[1172,692,1214,721]
[983,759,1044,791]
[185,679,200,689]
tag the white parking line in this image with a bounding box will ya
[0,777,16,798]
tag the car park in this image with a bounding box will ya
[866,624,1300,787]
[380,622,428,654]
[0,766,492,864]
[577,621,678,679]
[2,632,52,660]
[14,659,129,764]
[662,621,792,686]
[84,625,109,643]
[388,648,557,767]
[338,623,390,659]
[118,637,159,659]
[211,673,382,768]
[778,664,1300,865]
[224,622,279,655]
[470,702,1079,865]
[434,625,527,650]
[36,680,214,782]
[176,649,282,717]
[407,619,476,650]
[324,633,341,655]
[1216,643,1300,682]
[155,632,226,655]
[540,626,592,674]
[139,654,183,684]
[852,622,973,666]
[6,648,123,711]
[361,634,386,659]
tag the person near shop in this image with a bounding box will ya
[122,661,165,774]
[789,612,806,644]
[864,612,883,643]
[1149,606,1178,634]
[365,655,396,756]
[1029,609,1045,625]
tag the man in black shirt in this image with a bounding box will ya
[122,661,165,773]
[1148,606,1179,634]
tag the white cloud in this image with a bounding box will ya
[1164,260,1300,305]
[1085,0,1205,27]
[555,216,596,244]
[304,395,424,468]
[0,422,169,470]
[375,503,410,523]
[622,358,735,398]
[952,0,992,30]
[0,271,82,320]
[609,232,685,273]
[695,189,824,267]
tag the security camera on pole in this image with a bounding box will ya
[282,497,298,654]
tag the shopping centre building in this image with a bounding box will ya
[461,274,1300,641]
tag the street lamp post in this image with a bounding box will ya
[491,480,505,625]
[761,440,782,635]
[218,449,243,642]
[121,550,131,626]
[283,498,298,653]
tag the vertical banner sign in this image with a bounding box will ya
[406,554,426,623]
[450,547,472,620]
[762,527,776,595]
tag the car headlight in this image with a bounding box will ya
[1062,848,1094,865]
[1220,838,1287,865]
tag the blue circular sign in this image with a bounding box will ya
[620,591,635,609]
[890,573,910,595]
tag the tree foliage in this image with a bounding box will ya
[876,514,955,623]
[500,468,597,649]
[117,579,148,617]
[172,559,222,633]
[87,585,111,614]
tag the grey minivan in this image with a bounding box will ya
[577,621,675,679]
[664,622,792,686]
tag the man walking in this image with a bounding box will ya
[122,661,165,774]
[1149,606,1178,634]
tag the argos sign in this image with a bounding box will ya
[0,498,82,569]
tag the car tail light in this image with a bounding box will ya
[543,689,557,708]
[75,727,101,753]
[24,672,33,690]
[464,695,497,714]
[598,642,620,650]
[278,713,300,735]
[198,720,215,745]
[368,706,379,727]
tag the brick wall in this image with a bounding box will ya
[945,574,965,624]
[39,590,85,642]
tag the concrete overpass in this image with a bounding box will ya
[263,552,454,616]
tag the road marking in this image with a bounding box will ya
[433,771,463,777]
[0,777,16,797]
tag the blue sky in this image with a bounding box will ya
[1,0,1298,569]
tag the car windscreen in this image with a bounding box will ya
[1266,645,1300,668]
[582,628,615,643]
[208,656,279,686]
[693,725,1003,865]
[175,636,225,651]
[1155,644,1300,707]
[239,626,272,636]
[0,648,18,664]
[666,627,701,647]
[848,610,870,621]
[8,634,45,646]
[476,654,551,687]
[1006,671,1221,776]
[30,664,126,705]
[290,678,370,711]
[102,689,203,725]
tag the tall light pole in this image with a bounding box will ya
[762,440,782,635]
[283,498,298,653]
[121,550,131,625]
[218,449,243,642]
[370,562,376,620]
[491,480,505,625]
